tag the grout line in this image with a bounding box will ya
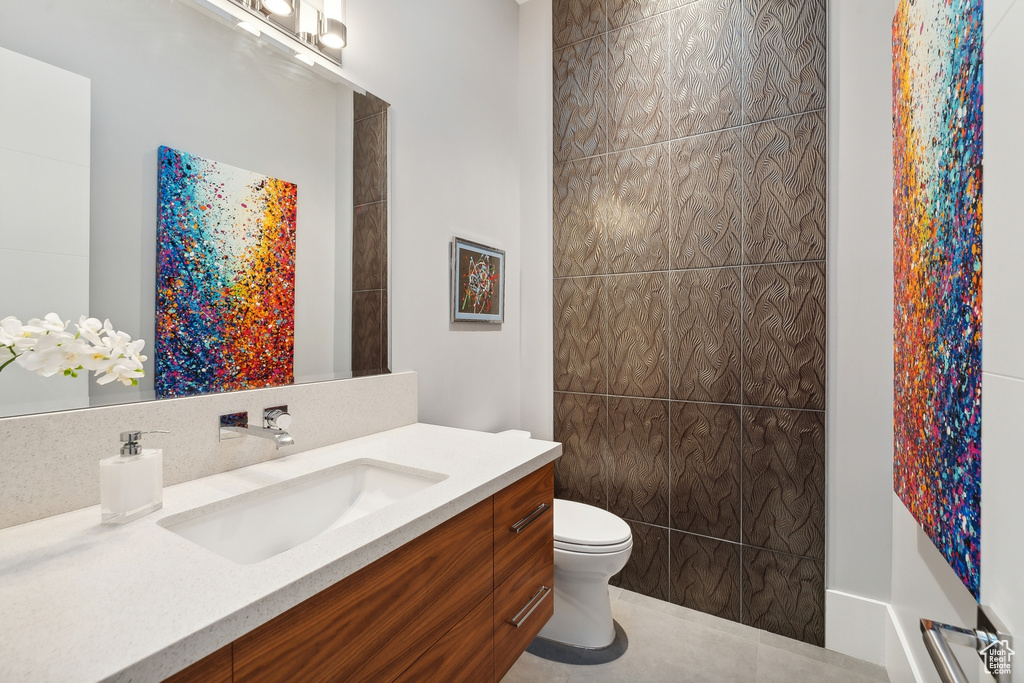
[552,390,825,415]
[552,259,827,281]
[554,108,827,168]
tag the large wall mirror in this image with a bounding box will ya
[0,0,390,419]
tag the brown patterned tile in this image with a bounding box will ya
[742,547,825,646]
[607,0,696,31]
[352,202,384,291]
[354,112,386,206]
[670,531,741,621]
[670,402,741,541]
[608,272,669,399]
[743,407,825,560]
[610,520,670,601]
[742,111,826,264]
[352,290,382,374]
[554,392,608,509]
[353,91,389,120]
[553,276,607,394]
[669,268,741,403]
[670,0,742,138]
[742,262,826,410]
[607,397,669,526]
[554,157,606,277]
[670,129,742,269]
[608,14,671,152]
[606,144,670,274]
[554,35,608,163]
[553,0,606,49]
[740,0,827,124]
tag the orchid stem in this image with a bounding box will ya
[0,348,19,374]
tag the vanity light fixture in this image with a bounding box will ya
[260,0,294,16]
[318,17,347,49]
[192,0,348,72]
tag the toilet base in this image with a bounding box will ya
[529,619,628,665]
[537,568,618,649]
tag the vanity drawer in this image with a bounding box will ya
[493,543,554,682]
[232,497,493,683]
[393,594,493,683]
[493,463,553,586]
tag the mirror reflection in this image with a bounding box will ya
[0,0,389,419]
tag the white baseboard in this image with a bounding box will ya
[884,602,926,683]
[826,589,924,681]
[826,589,889,665]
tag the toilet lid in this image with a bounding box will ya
[553,499,631,548]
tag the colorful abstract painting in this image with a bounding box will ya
[156,146,297,399]
[450,237,504,323]
[893,0,983,599]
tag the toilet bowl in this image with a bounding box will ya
[537,499,632,649]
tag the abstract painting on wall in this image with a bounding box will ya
[450,237,505,323]
[893,0,983,599]
[156,146,297,399]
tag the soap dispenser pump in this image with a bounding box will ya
[100,430,169,524]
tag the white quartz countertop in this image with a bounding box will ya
[0,423,561,683]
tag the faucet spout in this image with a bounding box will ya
[219,412,294,450]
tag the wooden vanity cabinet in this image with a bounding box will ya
[164,463,554,683]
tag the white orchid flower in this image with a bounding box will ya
[1,312,147,386]
[1,316,39,353]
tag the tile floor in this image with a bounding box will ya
[503,588,890,683]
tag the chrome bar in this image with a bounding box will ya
[510,503,551,534]
[920,605,1014,683]
[921,619,969,683]
[509,585,551,628]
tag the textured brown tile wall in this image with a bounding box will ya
[352,92,390,377]
[552,0,826,646]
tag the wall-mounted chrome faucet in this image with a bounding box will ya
[220,406,295,449]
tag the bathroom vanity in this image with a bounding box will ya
[0,423,559,682]
[172,463,554,683]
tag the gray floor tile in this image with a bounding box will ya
[502,592,888,683]
[618,587,760,642]
[757,631,888,681]
[755,643,889,683]
[564,598,758,683]
[503,651,573,683]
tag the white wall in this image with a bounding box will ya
[0,47,90,417]
[830,0,1024,680]
[827,0,896,603]
[517,0,554,440]
[979,0,1024,679]
[340,0,526,432]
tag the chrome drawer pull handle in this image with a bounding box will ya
[510,502,551,534]
[509,585,551,628]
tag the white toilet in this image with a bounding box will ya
[495,430,632,650]
[537,498,633,649]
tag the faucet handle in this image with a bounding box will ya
[264,406,292,431]
[119,430,170,456]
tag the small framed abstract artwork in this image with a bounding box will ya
[450,237,505,323]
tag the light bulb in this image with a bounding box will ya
[261,0,294,16]
[318,18,346,49]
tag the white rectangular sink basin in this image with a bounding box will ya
[158,459,446,564]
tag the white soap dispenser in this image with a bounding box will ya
[100,430,169,524]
